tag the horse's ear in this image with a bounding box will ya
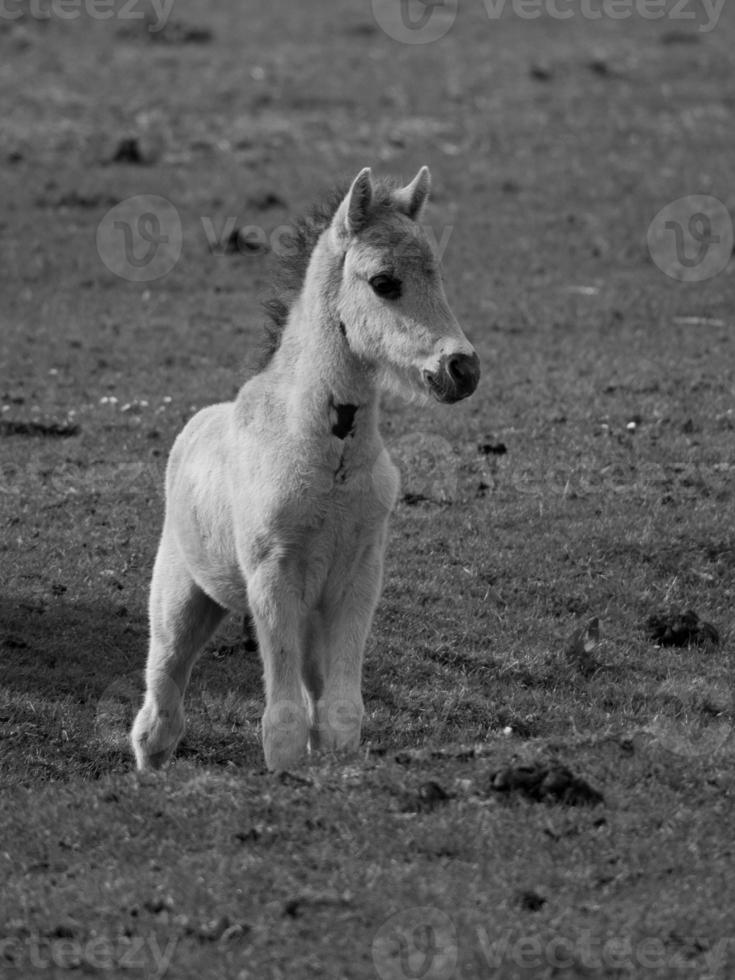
[334,167,374,237]
[395,166,431,221]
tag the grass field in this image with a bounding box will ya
[1,1,734,977]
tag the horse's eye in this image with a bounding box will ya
[369,274,402,300]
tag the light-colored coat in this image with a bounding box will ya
[131,167,480,771]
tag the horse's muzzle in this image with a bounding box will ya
[423,351,481,403]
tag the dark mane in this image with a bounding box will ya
[259,177,396,368]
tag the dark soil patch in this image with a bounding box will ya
[490,763,604,807]
[645,610,720,648]
[0,419,80,438]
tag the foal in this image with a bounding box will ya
[130,166,480,771]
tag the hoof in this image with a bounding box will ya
[310,698,363,755]
[262,702,309,772]
[130,703,184,771]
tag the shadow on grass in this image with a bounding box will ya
[0,595,266,781]
[0,594,146,702]
[0,595,267,700]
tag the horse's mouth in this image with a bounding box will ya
[423,374,468,403]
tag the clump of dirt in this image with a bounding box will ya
[117,17,213,45]
[0,419,80,438]
[109,137,147,165]
[645,610,719,647]
[402,492,432,506]
[222,227,269,254]
[149,20,214,45]
[247,191,288,211]
[517,889,547,912]
[416,780,452,811]
[478,441,507,456]
[489,763,604,806]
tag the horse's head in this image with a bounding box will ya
[329,167,480,403]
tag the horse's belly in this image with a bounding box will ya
[193,561,250,614]
[175,522,249,612]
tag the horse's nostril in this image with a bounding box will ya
[446,352,480,393]
[424,354,480,402]
[447,355,464,383]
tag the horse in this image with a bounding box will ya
[130,166,481,772]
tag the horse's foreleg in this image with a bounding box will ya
[312,537,386,756]
[248,559,309,771]
[302,611,326,751]
[131,533,226,770]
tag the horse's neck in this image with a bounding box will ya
[272,296,380,443]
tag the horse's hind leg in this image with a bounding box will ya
[131,533,226,770]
